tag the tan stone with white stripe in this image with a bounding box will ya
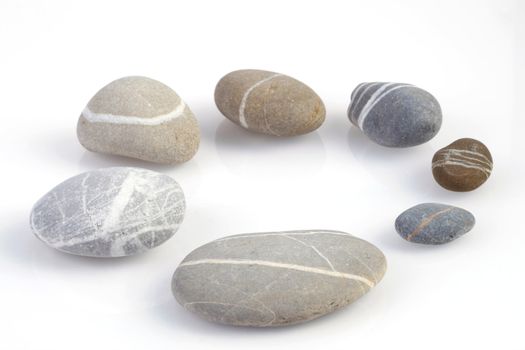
[214,69,325,136]
[77,76,200,164]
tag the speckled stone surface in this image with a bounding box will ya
[395,203,475,245]
[214,69,325,136]
[77,76,200,164]
[347,82,442,147]
[30,167,185,257]
[172,229,386,327]
[432,138,493,192]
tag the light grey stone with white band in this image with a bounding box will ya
[172,230,386,327]
[77,76,200,164]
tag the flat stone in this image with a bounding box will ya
[395,203,475,244]
[172,230,386,327]
[214,69,325,136]
[432,138,493,191]
[347,82,442,147]
[30,167,185,257]
[77,76,200,164]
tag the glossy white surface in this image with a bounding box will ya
[0,0,523,349]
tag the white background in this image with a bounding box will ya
[0,0,523,349]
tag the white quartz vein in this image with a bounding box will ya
[214,230,353,243]
[432,160,491,177]
[437,149,493,166]
[238,74,281,128]
[179,258,375,288]
[101,172,136,233]
[349,82,380,124]
[284,235,336,271]
[81,100,186,125]
[358,83,413,129]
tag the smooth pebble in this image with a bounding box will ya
[172,229,386,327]
[77,76,200,164]
[348,82,442,147]
[30,167,185,257]
[432,138,493,191]
[214,69,326,136]
[395,203,475,245]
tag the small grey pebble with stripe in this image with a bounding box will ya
[30,167,185,257]
[395,203,475,245]
[348,82,442,147]
[172,230,386,327]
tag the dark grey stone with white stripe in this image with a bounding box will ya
[395,203,475,245]
[172,230,387,327]
[348,82,442,147]
[30,167,185,257]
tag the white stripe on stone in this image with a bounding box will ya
[214,230,353,243]
[238,74,282,128]
[350,82,367,101]
[438,149,493,165]
[349,82,380,125]
[101,172,136,233]
[432,160,492,177]
[358,83,413,129]
[81,100,187,126]
[179,258,375,288]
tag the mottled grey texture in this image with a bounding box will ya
[214,69,325,136]
[77,76,200,164]
[348,82,442,147]
[395,203,475,245]
[30,167,185,257]
[172,230,386,327]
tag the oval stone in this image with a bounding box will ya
[395,203,475,245]
[77,76,200,164]
[30,167,185,257]
[432,138,493,191]
[347,82,442,147]
[214,69,326,136]
[172,230,386,327]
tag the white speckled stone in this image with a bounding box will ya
[172,230,386,327]
[30,167,185,257]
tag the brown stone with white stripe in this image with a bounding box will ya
[432,138,493,191]
[214,69,326,136]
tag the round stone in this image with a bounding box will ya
[77,76,200,164]
[347,82,442,147]
[172,230,386,327]
[30,167,185,257]
[395,203,475,245]
[214,69,326,136]
[432,138,493,191]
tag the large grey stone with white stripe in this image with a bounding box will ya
[171,230,386,327]
[30,167,185,257]
[214,69,325,136]
[347,82,442,147]
[395,203,475,244]
[77,76,200,164]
